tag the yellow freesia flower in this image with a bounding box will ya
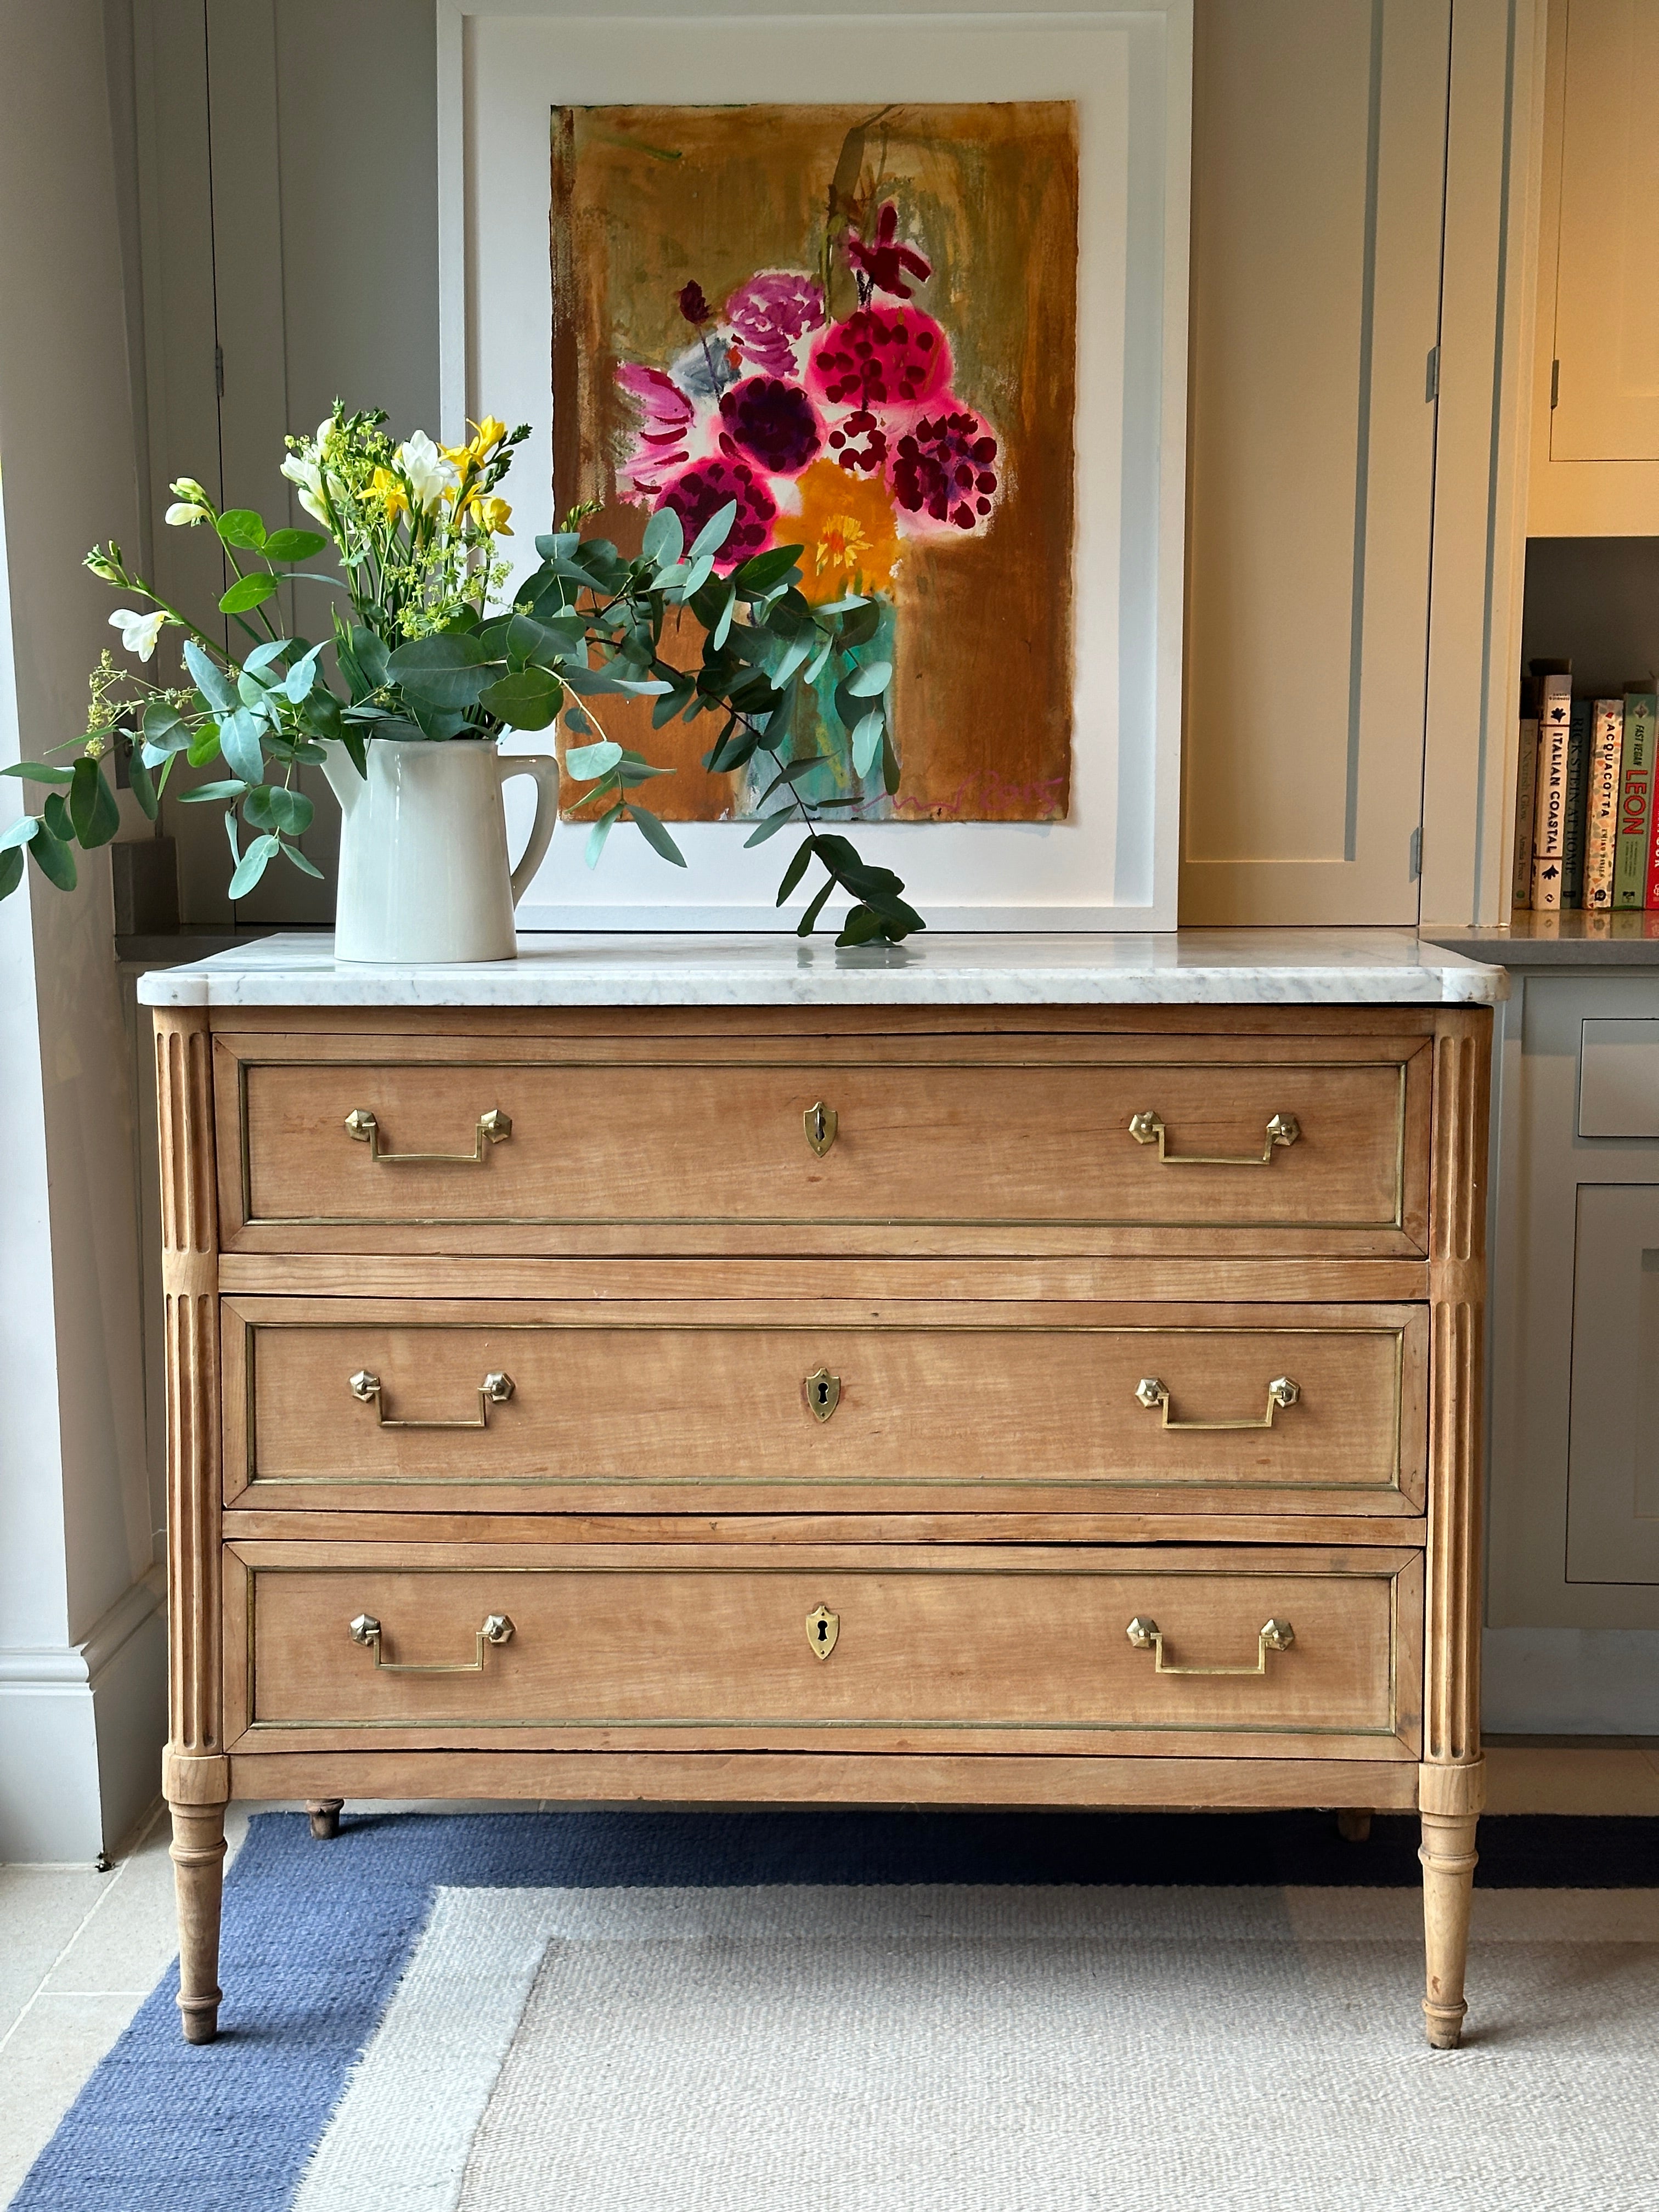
[443,415,509,472]
[469,494,512,536]
[368,465,409,520]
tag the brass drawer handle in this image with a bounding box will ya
[349,1369,515,1427]
[804,1101,838,1156]
[348,1611,515,1673]
[345,1105,512,1163]
[1127,1109,1300,1165]
[804,1367,841,1422]
[1135,1374,1300,1430]
[1126,1615,1295,1676]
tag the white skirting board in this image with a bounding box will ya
[0,1577,166,1861]
[1483,1627,1659,1736]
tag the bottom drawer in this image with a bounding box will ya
[227,1543,1423,1760]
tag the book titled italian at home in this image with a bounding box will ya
[1530,661,1572,910]
[1513,704,1538,911]
[1615,685,1656,910]
[1584,697,1625,910]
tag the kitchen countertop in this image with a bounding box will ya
[136,928,1508,1009]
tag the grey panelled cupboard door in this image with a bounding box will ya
[1181,0,1450,926]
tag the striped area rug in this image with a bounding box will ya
[12,1810,1659,2212]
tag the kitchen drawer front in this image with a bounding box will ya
[216,1034,1430,1257]
[225,1542,1423,1760]
[222,1298,1428,1517]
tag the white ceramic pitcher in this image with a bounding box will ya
[321,737,560,964]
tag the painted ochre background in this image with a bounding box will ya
[551,101,1077,822]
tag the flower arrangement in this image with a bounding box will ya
[4,190,985,941]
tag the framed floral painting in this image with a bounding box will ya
[441,1,1190,928]
[551,101,1077,828]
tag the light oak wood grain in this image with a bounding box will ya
[222,1296,1426,1518]
[224,1540,1421,1762]
[216,1028,1431,1259]
[225,1747,1426,1810]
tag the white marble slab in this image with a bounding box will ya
[136,929,1507,1008]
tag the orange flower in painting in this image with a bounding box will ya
[786,459,900,605]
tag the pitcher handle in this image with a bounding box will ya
[498,755,561,907]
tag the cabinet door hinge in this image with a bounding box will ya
[1408,825,1423,883]
[1550,358,1559,409]
[1425,346,1439,403]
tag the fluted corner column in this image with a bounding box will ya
[1419,1010,1492,2050]
[155,1008,228,2043]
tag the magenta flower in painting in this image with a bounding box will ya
[615,364,696,496]
[825,407,888,477]
[726,271,825,377]
[656,456,776,569]
[808,308,952,413]
[718,377,823,476]
[845,202,931,301]
[890,406,1000,531]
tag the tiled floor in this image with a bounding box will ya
[1,1752,1656,2204]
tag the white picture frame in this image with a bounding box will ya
[437,0,1190,931]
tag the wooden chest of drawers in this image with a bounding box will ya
[149,978,1492,2050]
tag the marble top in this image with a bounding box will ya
[135,928,1508,1008]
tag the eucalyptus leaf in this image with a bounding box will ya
[141,700,190,753]
[385,630,492,709]
[846,658,892,698]
[709,582,737,653]
[128,756,159,821]
[687,500,738,565]
[0,847,22,900]
[480,665,562,730]
[218,707,266,783]
[69,758,120,848]
[734,543,803,594]
[565,740,623,780]
[179,779,249,804]
[561,664,670,698]
[29,823,76,891]
[626,804,686,868]
[243,784,314,836]
[681,551,714,599]
[641,506,684,568]
[228,832,280,900]
[742,809,796,847]
[283,643,324,702]
[1,761,76,784]
[584,804,621,868]
[0,814,40,850]
[243,639,292,676]
[850,710,885,779]
[795,876,834,937]
[280,839,325,878]
[42,792,72,843]
[183,640,236,714]
[187,722,222,768]
[349,627,391,692]
[776,836,815,905]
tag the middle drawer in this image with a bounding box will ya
[222,1297,1427,1518]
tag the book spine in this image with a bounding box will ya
[1531,673,1573,910]
[1614,692,1656,909]
[1562,698,1591,907]
[1513,716,1537,911]
[1584,698,1624,909]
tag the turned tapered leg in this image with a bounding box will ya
[1420,1810,1479,2048]
[1336,1810,1372,1843]
[306,1798,344,1841]
[170,1799,228,2044]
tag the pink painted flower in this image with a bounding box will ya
[718,377,823,476]
[656,457,776,571]
[825,407,888,477]
[615,364,696,499]
[726,270,825,377]
[845,202,931,301]
[890,405,1000,532]
[807,308,951,413]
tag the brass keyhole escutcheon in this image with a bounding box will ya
[804,1101,838,1156]
[807,1604,840,1661]
[804,1367,841,1423]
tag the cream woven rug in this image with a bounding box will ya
[292,1883,1659,2212]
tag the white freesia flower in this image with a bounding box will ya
[396,430,456,513]
[109,608,170,661]
[168,477,208,503]
[279,448,329,524]
[164,501,206,527]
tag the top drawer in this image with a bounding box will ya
[215,1031,1431,1257]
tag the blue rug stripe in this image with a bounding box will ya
[13,1810,1659,2211]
